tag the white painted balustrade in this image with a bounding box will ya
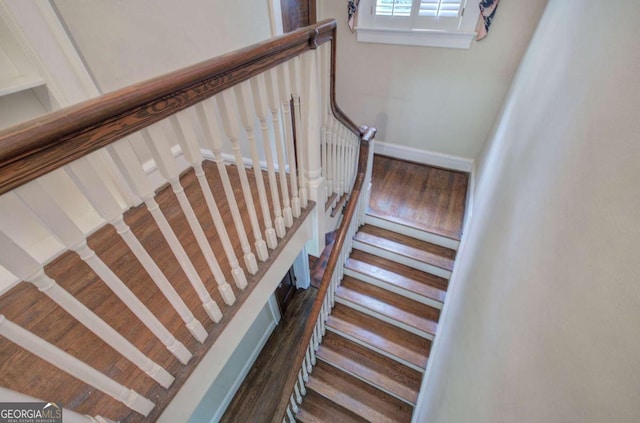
[0,230,174,388]
[107,139,224,323]
[66,155,208,343]
[264,68,294,228]
[0,315,155,416]
[0,41,361,419]
[14,181,193,365]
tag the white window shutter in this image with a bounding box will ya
[375,0,413,17]
[418,0,462,17]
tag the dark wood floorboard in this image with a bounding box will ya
[220,286,317,423]
[0,160,310,423]
[368,155,468,240]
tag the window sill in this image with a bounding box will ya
[355,27,476,49]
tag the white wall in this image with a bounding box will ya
[417,0,640,422]
[53,0,272,93]
[318,0,547,159]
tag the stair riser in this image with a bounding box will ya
[317,356,417,407]
[352,240,453,279]
[325,325,425,373]
[365,214,460,251]
[335,297,435,341]
[343,268,444,310]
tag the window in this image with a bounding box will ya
[356,0,481,49]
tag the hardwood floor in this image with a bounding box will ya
[0,161,311,422]
[220,286,317,422]
[368,155,468,240]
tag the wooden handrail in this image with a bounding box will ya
[0,18,359,195]
[273,126,376,421]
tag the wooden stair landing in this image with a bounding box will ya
[368,155,468,241]
[0,160,312,422]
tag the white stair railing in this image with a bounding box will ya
[0,19,366,420]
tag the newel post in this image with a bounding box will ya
[302,47,326,257]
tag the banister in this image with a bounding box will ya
[0,18,358,195]
[273,126,376,421]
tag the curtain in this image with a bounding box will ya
[476,0,500,41]
[348,0,360,33]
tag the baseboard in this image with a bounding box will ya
[373,141,474,173]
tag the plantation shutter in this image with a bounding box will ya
[418,0,462,17]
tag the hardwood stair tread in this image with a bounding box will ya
[355,225,456,271]
[336,276,440,336]
[346,249,447,303]
[327,303,431,370]
[306,360,413,423]
[296,390,368,423]
[317,332,422,404]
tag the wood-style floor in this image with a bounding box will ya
[0,161,312,422]
[368,155,468,240]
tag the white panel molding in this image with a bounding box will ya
[373,140,474,172]
[158,211,314,423]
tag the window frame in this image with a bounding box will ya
[355,0,481,49]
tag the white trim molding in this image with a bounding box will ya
[356,27,476,49]
[373,141,474,172]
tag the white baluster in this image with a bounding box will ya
[0,315,155,416]
[251,74,286,238]
[297,371,307,395]
[108,140,223,322]
[215,91,269,262]
[285,406,295,422]
[264,68,293,227]
[173,109,248,290]
[277,64,301,218]
[319,45,330,203]
[15,183,192,364]
[194,101,259,274]
[0,387,115,423]
[305,348,313,374]
[66,156,208,343]
[329,118,338,197]
[142,125,236,306]
[301,50,324,205]
[234,82,278,250]
[0,230,174,388]
[309,340,316,365]
[301,355,310,381]
[289,394,299,413]
[288,57,308,208]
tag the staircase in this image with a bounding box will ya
[296,216,458,422]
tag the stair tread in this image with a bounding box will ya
[327,303,431,370]
[347,249,447,303]
[336,276,440,336]
[297,390,368,423]
[306,360,413,423]
[317,332,422,404]
[355,225,456,271]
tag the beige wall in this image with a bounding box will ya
[416,0,640,421]
[53,0,272,93]
[319,0,547,159]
